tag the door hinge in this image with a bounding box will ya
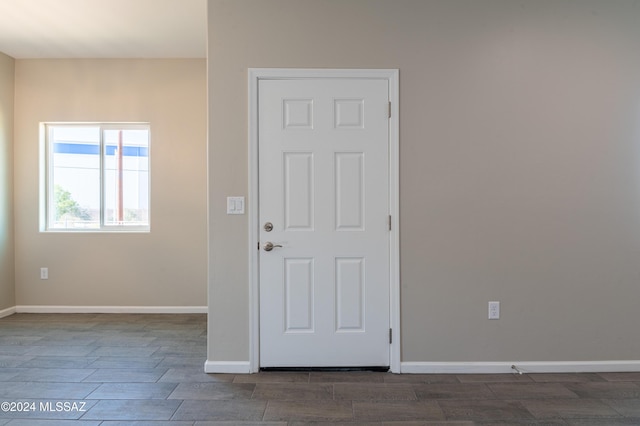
[388,215,392,231]
[389,328,393,344]
[388,101,391,118]
[257,242,260,250]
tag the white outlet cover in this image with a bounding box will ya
[488,301,500,320]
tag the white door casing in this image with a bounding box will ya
[248,69,400,372]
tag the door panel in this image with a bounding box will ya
[259,78,389,367]
[335,257,365,331]
[284,258,314,332]
[284,152,314,230]
[335,152,365,230]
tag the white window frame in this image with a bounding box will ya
[40,122,151,233]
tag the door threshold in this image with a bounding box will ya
[260,366,389,372]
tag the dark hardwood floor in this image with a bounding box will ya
[1,313,640,425]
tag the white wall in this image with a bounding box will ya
[14,59,207,309]
[208,0,640,368]
[0,52,15,313]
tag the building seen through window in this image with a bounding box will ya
[43,123,150,231]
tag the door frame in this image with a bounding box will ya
[248,68,400,373]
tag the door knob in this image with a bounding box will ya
[263,242,282,252]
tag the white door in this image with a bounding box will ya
[258,78,390,367]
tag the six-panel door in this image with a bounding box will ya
[259,78,390,367]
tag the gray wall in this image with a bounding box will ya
[208,0,640,364]
[0,52,15,312]
[13,59,208,309]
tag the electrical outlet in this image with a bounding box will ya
[40,267,49,280]
[488,301,500,319]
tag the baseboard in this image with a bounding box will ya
[0,306,16,319]
[401,361,640,374]
[14,305,207,314]
[204,361,251,374]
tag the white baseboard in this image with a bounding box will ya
[204,361,251,374]
[204,360,640,375]
[0,306,16,319]
[14,305,207,314]
[401,361,640,374]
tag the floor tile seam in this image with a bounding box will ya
[598,397,638,418]
[0,382,102,399]
[89,341,160,348]
[598,400,630,419]
[91,380,180,399]
[249,382,258,400]
[86,344,166,354]
[555,412,625,421]
[390,376,447,385]
[4,378,100,385]
[261,398,271,421]
[350,396,356,421]
[437,398,538,422]
[11,365,100,371]
[480,382,499,400]
[428,398,449,422]
[485,382,582,400]
[437,397,538,407]
[154,369,171,383]
[413,389,499,401]
[517,397,627,421]
[87,355,167,370]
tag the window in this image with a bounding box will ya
[41,123,150,231]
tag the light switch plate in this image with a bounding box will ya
[227,197,245,214]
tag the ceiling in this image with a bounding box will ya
[0,0,207,59]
